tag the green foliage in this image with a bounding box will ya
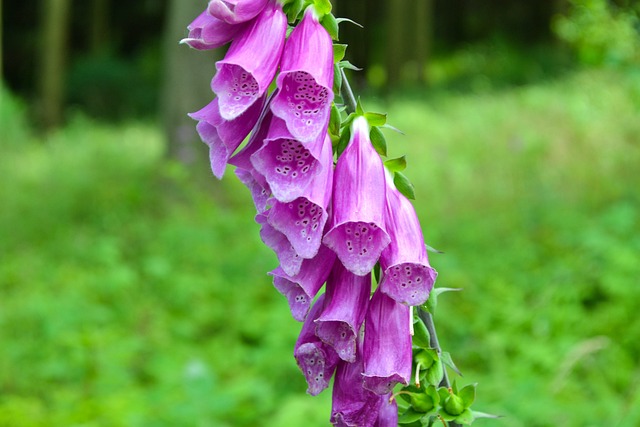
[1,68,640,426]
[553,0,640,66]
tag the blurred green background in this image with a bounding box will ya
[1,0,640,426]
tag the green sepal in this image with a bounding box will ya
[335,17,363,28]
[458,383,476,408]
[355,98,365,115]
[333,43,347,63]
[321,12,339,40]
[336,127,350,157]
[384,155,407,173]
[441,351,462,377]
[338,60,362,71]
[283,0,305,23]
[398,408,425,424]
[370,127,387,157]
[312,0,332,15]
[341,112,356,130]
[329,103,341,136]
[414,349,437,370]
[394,172,415,200]
[424,287,462,315]
[454,408,475,425]
[412,317,431,349]
[373,262,381,283]
[425,356,443,386]
[333,63,342,93]
[442,393,465,417]
[364,111,387,127]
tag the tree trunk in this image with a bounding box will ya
[90,0,109,53]
[415,0,433,85]
[386,0,407,89]
[39,0,71,129]
[161,0,222,164]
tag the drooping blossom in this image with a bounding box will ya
[271,7,334,143]
[208,0,269,24]
[180,10,245,50]
[256,212,302,276]
[211,1,286,120]
[270,244,336,321]
[315,262,370,363]
[190,94,266,179]
[323,116,390,276]
[374,394,398,427]
[251,117,327,203]
[294,294,341,396]
[331,338,384,427]
[362,288,412,395]
[266,134,333,258]
[379,171,437,305]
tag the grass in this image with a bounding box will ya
[1,68,639,426]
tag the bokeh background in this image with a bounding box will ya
[1,0,640,426]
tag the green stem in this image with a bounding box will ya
[339,68,358,114]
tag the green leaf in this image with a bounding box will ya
[321,13,339,40]
[337,128,350,157]
[338,60,362,71]
[333,43,347,63]
[381,122,405,134]
[394,172,415,200]
[283,0,304,23]
[369,127,387,157]
[470,410,502,420]
[341,112,356,129]
[425,243,444,254]
[425,357,443,386]
[458,384,477,408]
[312,0,332,15]
[412,317,431,349]
[335,17,363,28]
[384,155,407,172]
[364,111,387,127]
[398,408,426,424]
[454,408,475,425]
[329,103,341,136]
[373,262,380,283]
[333,63,342,93]
[440,352,462,377]
[355,98,365,115]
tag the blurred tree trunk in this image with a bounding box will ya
[38,0,71,129]
[90,0,109,52]
[415,0,433,85]
[386,0,407,89]
[161,0,221,164]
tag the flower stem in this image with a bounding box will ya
[339,68,358,114]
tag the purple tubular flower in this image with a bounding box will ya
[190,94,266,179]
[251,116,326,203]
[271,8,334,143]
[315,262,371,363]
[266,134,333,257]
[331,339,384,427]
[362,288,412,395]
[374,394,398,427]
[256,212,302,276]
[207,0,269,24]
[270,244,336,321]
[323,116,390,276]
[235,169,271,213]
[211,2,286,120]
[379,172,437,305]
[294,294,340,396]
[181,10,245,50]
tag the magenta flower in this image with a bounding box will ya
[211,1,286,120]
[181,10,245,50]
[315,262,371,363]
[362,288,412,395]
[266,133,333,257]
[251,116,327,203]
[294,294,340,396]
[256,212,302,276]
[379,172,437,305]
[207,0,269,24]
[331,339,384,427]
[323,117,390,276]
[271,8,334,143]
[270,244,336,321]
[374,394,398,427]
[190,94,266,179]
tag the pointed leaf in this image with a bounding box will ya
[384,155,407,172]
[458,383,477,408]
[355,98,364,115]
[381,122,405,134]
[313,0,332,15]
[370,126,387,157]
[394,172,415,200]
[333,63,342,93]
[335,17,363,28]
[425,357,443,386]
[471,410,502,419]
[333,43,347,62]
[454,408,475,425]
[398,408,426,424]
[283,0,304,23]
[338,60,362,71]
[329,103,341,136]
[425,243,444,254]
[364,111,387,127]
[441,352,462,377]
[412,317,431,349]
[336,128,350,157]
[424,287,462,314]
[321,12,339,40]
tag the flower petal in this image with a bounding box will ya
[256,212,303,276]
[207,0,269,24]
[181,10,245,50]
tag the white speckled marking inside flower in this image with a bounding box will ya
[280,71,330,141]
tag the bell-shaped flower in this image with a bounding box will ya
[379,172,437,305]
[323,116,390,276]
[181,10,245,50]
[331,338,384,427]
[190,94,266,179]
[266,134,333,258]
[362,288,412,395]
[271,8,334,143]
[211,1,286,120]
[315,262,371,363]
[374,394,398,427]
[229,95,275,212]
[251,116,326,203]
[294,294,340,396]
[207,0,269,24]
[270,244,336,321]
[256,212,302,276]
